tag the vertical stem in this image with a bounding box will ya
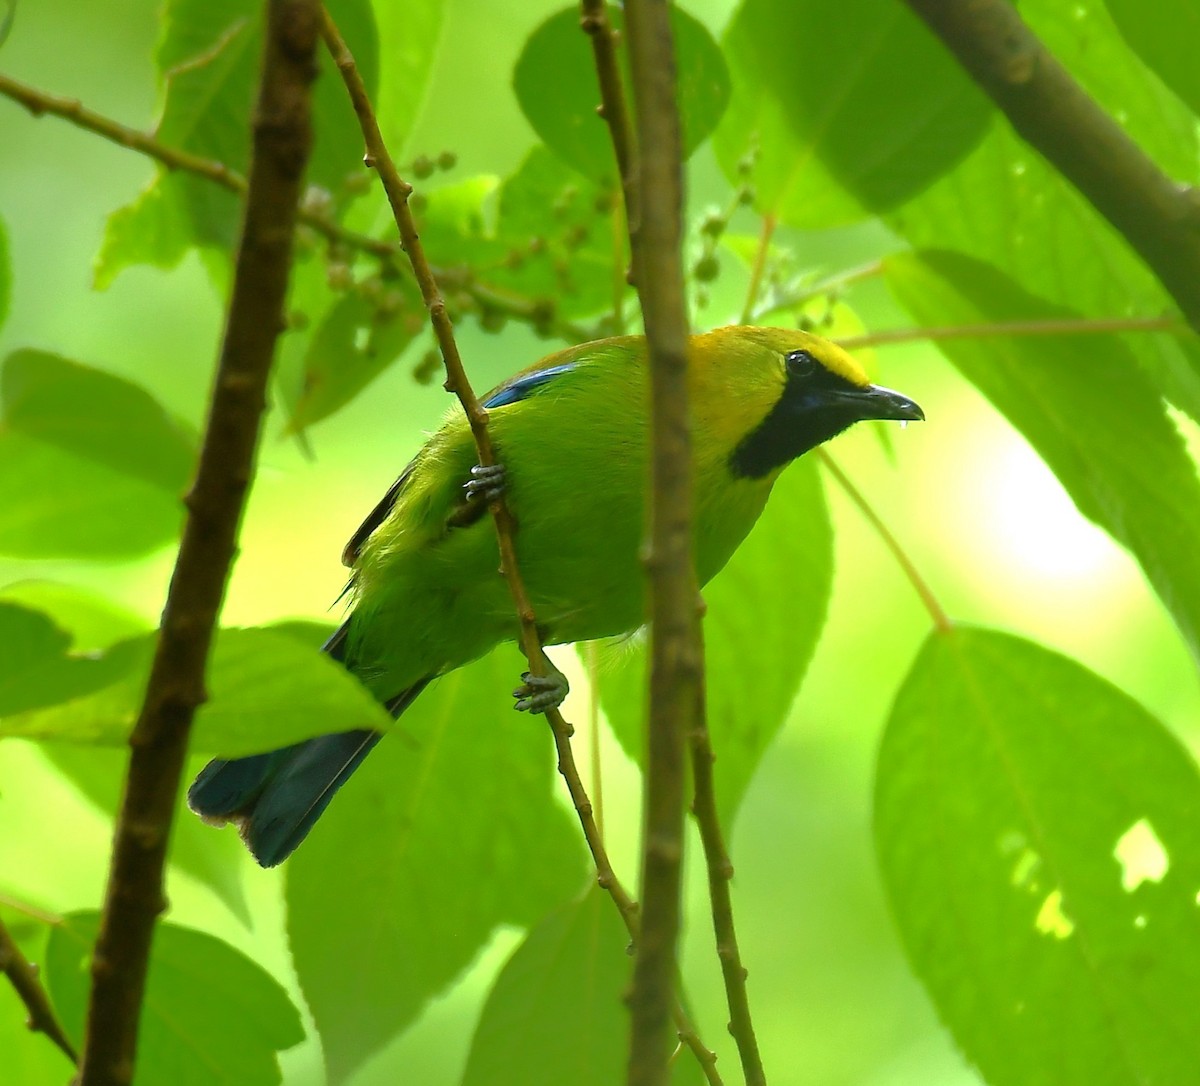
[75,3,318,1083]
[739,212,776,325]
[622,3,698,1085]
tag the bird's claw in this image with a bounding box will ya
[512,669,569,714]
[464,463,507,505]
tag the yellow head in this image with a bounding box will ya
[690,325,922,478]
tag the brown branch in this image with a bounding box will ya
[622,3,698,1085]
[319,13,726,1081]
[579,0,638,253]
[817,450,952,633]
[837,314,1181,352]
[688,631,765,1085]
[0,71,590,341]
[901,0,1200,334]
[73,4,319,1084]
[0,913,77,1065]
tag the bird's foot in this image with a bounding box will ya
[464,463,507,505]
[513,665,569,714]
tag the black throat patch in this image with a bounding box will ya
[731,364,868,479]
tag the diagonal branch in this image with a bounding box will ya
[0,70,587,340]
[0,913,77,1065]
[317,16,723,1082]
[73,3,320,1084]
[902,0,1200,334]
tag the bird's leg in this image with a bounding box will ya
[512,651,569,714]
[464,463,507,505]
[447,463,508,529]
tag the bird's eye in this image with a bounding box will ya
[786,350,818,378]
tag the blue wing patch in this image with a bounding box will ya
[482,362,577,409]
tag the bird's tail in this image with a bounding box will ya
[187,623,429,867]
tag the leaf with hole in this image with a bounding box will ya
[876,626,1200,1085]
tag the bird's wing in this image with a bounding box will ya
[340,461,416,567]
[341,359,582,567]
[480,361,578,408]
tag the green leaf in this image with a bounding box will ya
[875,627,1200,1086]
[0,583,252,922]
[0,350,196,559]
[0,215,10,331]
[371,0,446,150]
[3,350,197,491]
[885,249,1200,664]
[462,889,629,1086]
[0,602,134,715]
[97,0,380,282]
[46,911,304,1085]
[94,181,194,290]
[0,627,392,754]
[419,148,618,322]
[286,646,586,1084]
[283,282,423,434]
[889,0,1200,420]
[513,4,730,180]
[463,887,703,1086]
[594,458,833,825]
[0,580,146,650]
[714,0,991,227]
[1102,0,1200,118]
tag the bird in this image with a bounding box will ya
[188,325,923,866]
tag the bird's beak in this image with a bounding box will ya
[832,383,925,423]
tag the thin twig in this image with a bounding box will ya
[0,913,77,1064]
[688,627,765,1085]
[902,0,1200,334]
[622,2,698,1084]
[738,213,776,326]
[580,0,638,256]
[74,5,319,1084]
[817,450,952,632]
[836,313,1181,351]
[318,16,724,1080]
[749,259,885,324]
[0,70,590,341]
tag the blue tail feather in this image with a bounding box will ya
[187,621,430,867]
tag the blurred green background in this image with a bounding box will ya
[2,1,1197,1084]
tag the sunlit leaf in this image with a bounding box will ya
[1102,0,1200,119]
[46,911,304,1085]
[876,626,1200,1085]
[287,646,586,1084]
[0,603,133,715]
[594,458,833,825]
[0,351,195,559]
[714,0,991,227]
[885,249,1200,664]
[284,282,424,434]
[419,147,618,324]
[890,0,1200,420]
[514,4,729,180]
[0,583,252,921]
[96,0,380,282]
[0,627,391,754]
[371,0,445,150]
[3,350,196,491]
[462,889,629,1086]
[0,216,10,331]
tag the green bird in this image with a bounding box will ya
[189,325,922,865]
